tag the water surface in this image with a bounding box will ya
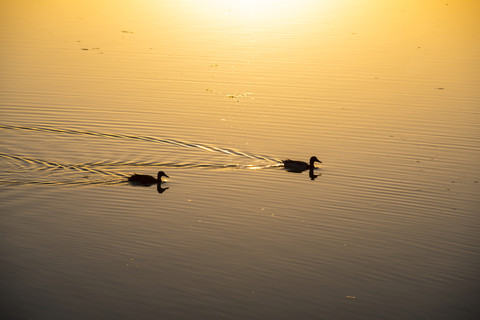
[1,1,479,319]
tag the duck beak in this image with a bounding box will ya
[164,174,169,178]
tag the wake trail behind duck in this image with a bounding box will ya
[77,160,283,170]
[0,153,283,186]
[0,153,130,178]
[0,124,282,163]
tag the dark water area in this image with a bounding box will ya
[1,0,479,319]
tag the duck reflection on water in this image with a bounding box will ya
[156,184,169,194]
[309,168,321,180]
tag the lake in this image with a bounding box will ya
[1,0,479,319]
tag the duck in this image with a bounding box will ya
[128,171,169,186]
[283,156,322,172]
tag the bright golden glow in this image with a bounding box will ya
[176,0,334,27]
[203,0,308,17]
[209,0,285,14]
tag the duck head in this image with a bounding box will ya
[157,171,169,182]
[310,156,322,165]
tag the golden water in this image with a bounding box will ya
[1,1,479,319]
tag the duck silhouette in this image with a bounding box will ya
[128,171,169,186]
[283,156,322,173]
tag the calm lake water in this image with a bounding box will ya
[1,1,479,319]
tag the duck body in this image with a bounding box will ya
[128,171,169,186]
[283,156,322,172]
